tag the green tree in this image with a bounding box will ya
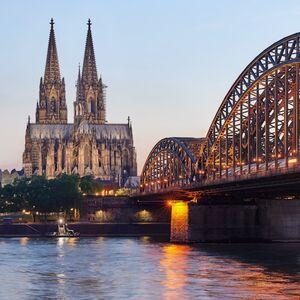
[79,175,102,195]
[52,174,82,220]
[28,176,53,221]
[0,184,15,212]
[0,174,83,222]
[13,178,31,211]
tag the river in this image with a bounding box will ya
[0,237,299,299]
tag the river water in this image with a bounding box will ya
[0,237,299,299]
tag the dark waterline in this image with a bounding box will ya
[0,237,299,299]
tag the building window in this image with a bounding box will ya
[50,98,56,112]
[114,151,117,165]
[84,144,90,168]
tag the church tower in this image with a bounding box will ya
[74,19,106,125]
[24,18,137,183]
[36,18,67,124]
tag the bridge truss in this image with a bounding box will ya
[140,138,203,192]
[200,32,300,180]
[141,32,300,193]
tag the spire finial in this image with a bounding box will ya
[44,17,60,83]
[82,18,97,84]
[87,19,92,29]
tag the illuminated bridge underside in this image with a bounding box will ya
[140,138,204,193]
[200,32,300,180]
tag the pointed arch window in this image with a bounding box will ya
[91,99,96,114]
[87,100,91,113]
[50,97,56,112]
[84,144,90,168]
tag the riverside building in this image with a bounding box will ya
[23,19,137,185]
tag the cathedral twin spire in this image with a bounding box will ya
[75,19,106,125]
[36,18,106,125]
[82,19,98,85]
[44,18,61,84]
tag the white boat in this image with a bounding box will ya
[45,219,80,237]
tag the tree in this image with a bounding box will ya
[13,178,31,211]
[52,174,82,219]
[0,174,83,222]
[0,184,15,212]
[79,175,102,195]
[28,176,53,221]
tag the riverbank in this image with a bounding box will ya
[0,222,170,237]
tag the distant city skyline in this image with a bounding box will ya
[1,0,300,173]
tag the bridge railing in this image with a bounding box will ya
[138,163,300,195]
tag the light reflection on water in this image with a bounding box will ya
[0,237,298,299]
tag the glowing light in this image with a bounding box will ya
[288,158,297,164]
[58,218,64,224]
[20,237,29,246]
[172,201,188,214]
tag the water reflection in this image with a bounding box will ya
[158,243,300,299]
[0,238,298,299]
[160,244,190,299]
[19,237,29,246]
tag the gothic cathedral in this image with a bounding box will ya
[23,19,137,185]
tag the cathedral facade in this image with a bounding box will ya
[23,19,137,185]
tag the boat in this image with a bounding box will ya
[45,219,80,237]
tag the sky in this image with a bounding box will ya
[1,0,300,173]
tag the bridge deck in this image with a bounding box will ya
[133,169,300,202]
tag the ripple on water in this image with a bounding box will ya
[0,238,299,299]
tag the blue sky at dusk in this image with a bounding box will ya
[1,0,300,172]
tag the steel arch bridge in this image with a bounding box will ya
[140,138,203,192]
[141,32,300,193]
[201,32,300,180]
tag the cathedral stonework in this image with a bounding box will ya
[23,19,137,185]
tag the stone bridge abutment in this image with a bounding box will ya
[170,199,300,243]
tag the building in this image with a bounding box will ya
[23,19,137,185]
[0,169,25,187]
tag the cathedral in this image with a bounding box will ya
[23,19,137,185]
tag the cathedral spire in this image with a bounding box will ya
[36,18,67,124]
[76,64,84,102]
[82,19,98,85]
[74,19,106,125]
[44,18,61,83]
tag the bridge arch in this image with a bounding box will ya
[140,137,203,192]
[200,32,300,180]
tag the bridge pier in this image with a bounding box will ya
[170,201,189,242]
[170,199,300,243]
